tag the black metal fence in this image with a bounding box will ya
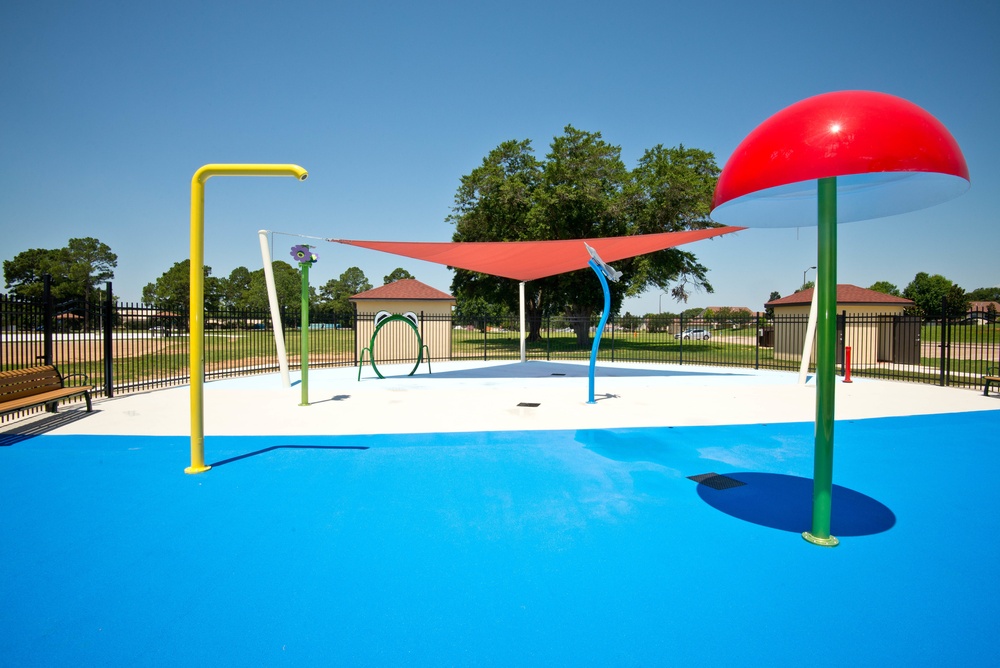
[3,285,997,422]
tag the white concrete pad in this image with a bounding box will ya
[6,360,996,438]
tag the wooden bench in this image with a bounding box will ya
[985,366,1000,397]
[0,365,93,418]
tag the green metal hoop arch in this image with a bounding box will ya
[369,314,423,379]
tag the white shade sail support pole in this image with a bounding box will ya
[519,281,526,363]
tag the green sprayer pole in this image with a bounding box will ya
[804,177,840,547]
[299,262,310,406]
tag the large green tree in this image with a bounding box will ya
[448,127,720,346]
[868,280,901,297]
[968,286,1000,303]
[318,266,372,323]
[453,295,510,331]
[533,127,630,345]
[3,248,68,299]
[902,272,968,318]
[383,268,414,284]
[209,263,312,315]
[245,262,309,313]
[765,291,781,319]
[66,237,117,302]
[621,144,719,300]
[3,237,117,303]
[142,260,223,311]
[220,266,254,310]
[449,138,543,335]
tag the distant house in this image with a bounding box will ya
[765,284,916,366]
[350,279,456,363]
[117,307,185,331]
[967,301,999,323]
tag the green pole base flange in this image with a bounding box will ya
[802,531,840,547]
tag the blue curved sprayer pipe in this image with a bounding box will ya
[587,258,611,404]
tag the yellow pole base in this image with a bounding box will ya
[184,464,212,474]
[802,531,840,547]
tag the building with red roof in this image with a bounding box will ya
[765,284,913,309]
[765,284,918,366]
[350,279,455,303]
[350,279,456,364]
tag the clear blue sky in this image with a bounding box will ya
[2,0,997,314]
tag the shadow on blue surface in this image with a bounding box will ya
[209,443,369,467]
[696,471,896,536]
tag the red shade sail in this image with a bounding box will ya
[711,90,970,227]
[329,227,742,282]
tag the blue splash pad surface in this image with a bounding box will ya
[1,411,998,665]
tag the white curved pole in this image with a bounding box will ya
[259,230,291,387]
[520,281,526,363]
[798,277,819,384]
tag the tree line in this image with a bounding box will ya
[6,238,995,330]
[138,262,414,323]
[2,238,414,325]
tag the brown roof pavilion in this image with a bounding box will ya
[766,284,913,307]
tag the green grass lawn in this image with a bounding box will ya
[921,322,999,343]
[450,327,786,368]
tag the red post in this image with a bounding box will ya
[843,345,853,383]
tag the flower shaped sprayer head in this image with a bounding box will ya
[290,244,319,264]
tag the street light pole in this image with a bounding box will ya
[803,265,816,288]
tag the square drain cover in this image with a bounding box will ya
[688,472,746,490]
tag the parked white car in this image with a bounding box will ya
[674,328,711,340]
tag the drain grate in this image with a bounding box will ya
[517,402,540,408]
[688,472,746,490]
[550,373,566,376]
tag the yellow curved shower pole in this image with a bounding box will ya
[186,164,308,474]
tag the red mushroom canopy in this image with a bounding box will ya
[711,90,969,227]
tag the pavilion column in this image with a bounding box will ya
[520,281,526,363]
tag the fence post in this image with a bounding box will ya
[839,310,847,375]
[755,312,760,370]
[103,282,114,397]
[610,313,616,362]
[42,274,53,366]
[483,316,487,362]
[678,311,684,365]
[546,314,551,361]
[352,308,358,366]
[939,296,948,387]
